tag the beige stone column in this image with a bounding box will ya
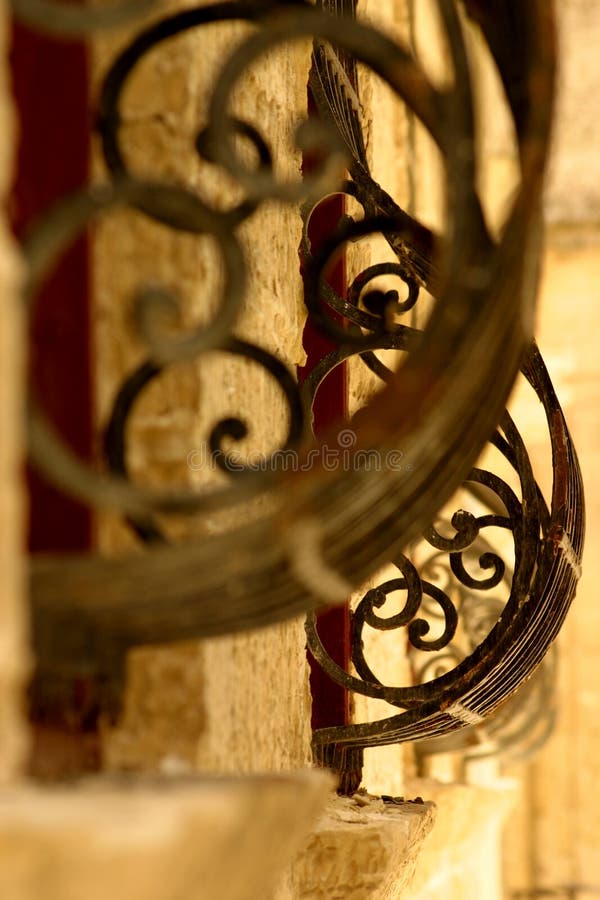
[504,234,600,895]
[502,2,600,896]
[345,0,414,799]
[90,7,312,774]
[0,13,331,899]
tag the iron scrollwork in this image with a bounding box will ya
[307,343,583,792]
[12,0,582,788]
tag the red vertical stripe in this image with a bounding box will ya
[10,21,93,555]
[10,20,97,776]
[300,92,351,732]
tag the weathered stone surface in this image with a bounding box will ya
[275,793,436,900]
[102,642,206,773]
[503,233,600,895]
[350,564,414,800]
[196,616,313,775]
[463,0,600,226]
[546,1,600,224]
[92,7,311,772]
[0,770,333,900]
[5,3,594,899]
[405,778,515,900]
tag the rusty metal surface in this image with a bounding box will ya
[11,0,580,769]
[309,344,583,789]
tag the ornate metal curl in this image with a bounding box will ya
[308,343,583,792]
[17,0,575,762]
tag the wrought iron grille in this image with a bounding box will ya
[12,0,584,791]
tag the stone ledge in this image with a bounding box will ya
[0,770,333,900]
[403,777,516,900]
[275,792,437,900]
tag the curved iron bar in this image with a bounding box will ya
[25,1,563,734]
[310,344,584,792]
[410,541,558,765]
[103,337,305,542]
[413,647,558,766]
[31,0,474,508]
[306,402,539,709]
[301,0,581,790]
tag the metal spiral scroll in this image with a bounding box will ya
[308,343,583,791]
[16,0,577,752]
[303,1,583,790]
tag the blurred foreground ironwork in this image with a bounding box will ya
[11,0,584,790]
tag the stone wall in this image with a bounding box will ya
[346,0,415,805]
[2,1,597,897]
[0,6,330,898]
[91,4,313,775]
[503,232,600,896]
[502,2,600,896]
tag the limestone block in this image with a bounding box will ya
[503,233,600,894]
[546,0,600,223]
[349,566,415,800]
[196,616,313,775]
[91,7,311,772]
[404,777,515,900]
[0,770,333,900]
[102,643,205,773]
[275,793,436,900]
